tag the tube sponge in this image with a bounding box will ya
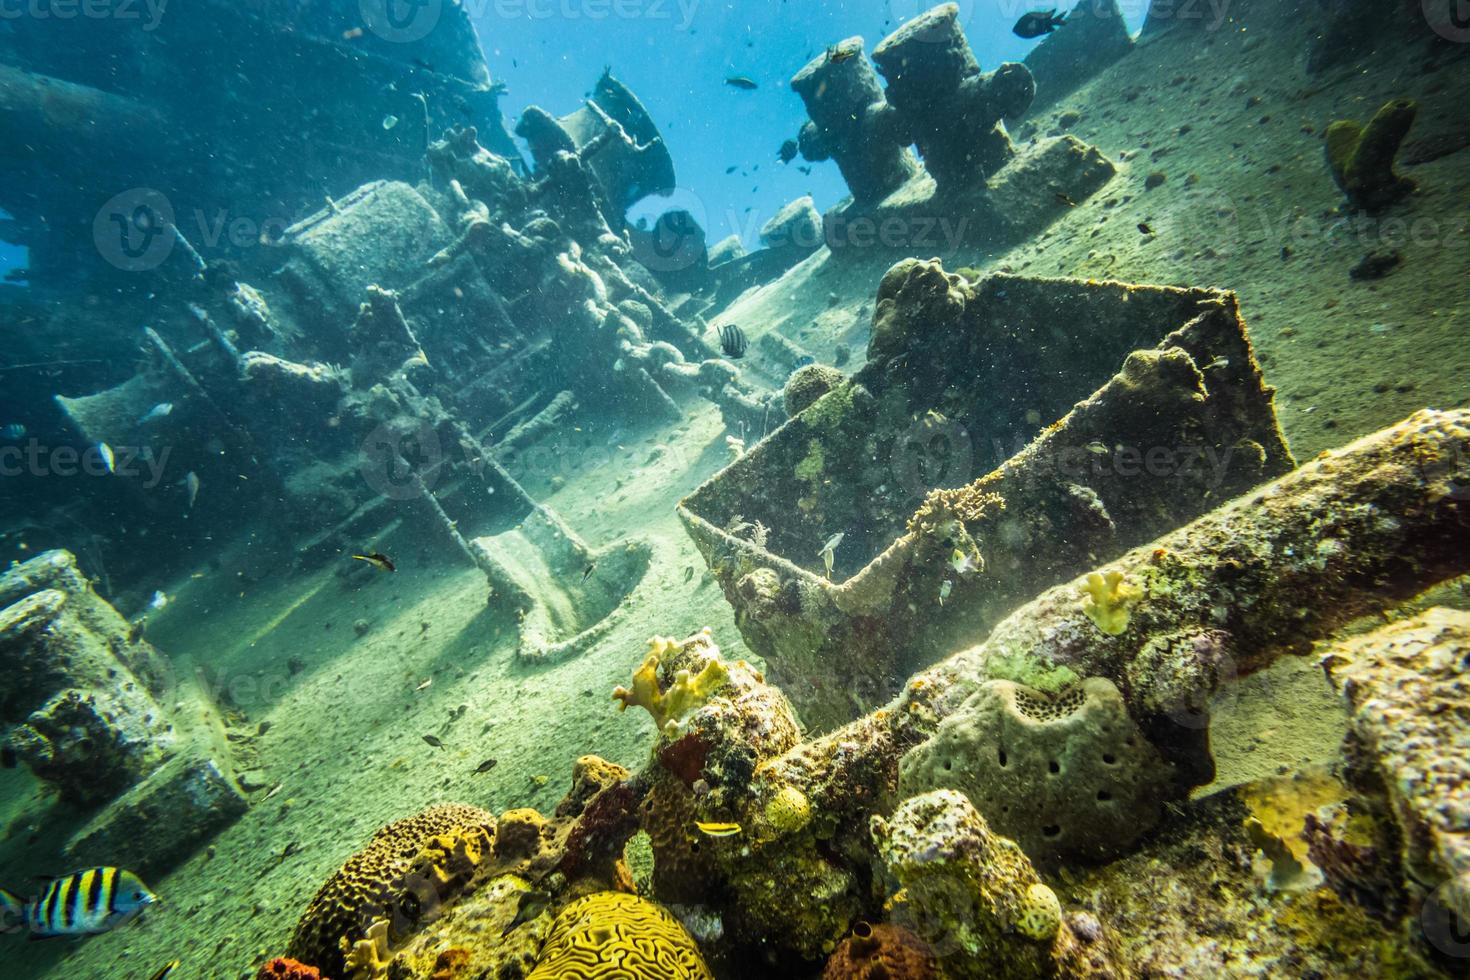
[1326,99,1417,213]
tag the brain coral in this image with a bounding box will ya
[287,802,495,977]
[822,921,938,979]
[525,891,714,980]
[898,678,1172,866]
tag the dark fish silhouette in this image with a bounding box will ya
[725,165,738,173]
[472,758,498,774]
[1138,222,1155,235]
[352,552,395,572]
[582,563,596,582]
[1014,9,1067,38]
[719,323,748,359]
[423,734,446,750]
[725,75,758,90]
[779,138,799,164]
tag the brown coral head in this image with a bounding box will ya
[823,922,938,980]
[659,733,713,787]
[431,946,473,980]
[495,808,550,863]
[256,957,324,980]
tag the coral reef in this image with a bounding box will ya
[525,891,714,979]
[1326,99,1418,213]
[277,754,644,980]
[286,803,494,978]
[613,633,732,734]
[1068,791,1434,976]
[900,677,1174,866]
[870,789,1108,978]
[256,959,324,980]
[1325,608,1470,931]
[659,410,1470,962]
[680,260,1292,730]
[822,921,939,979]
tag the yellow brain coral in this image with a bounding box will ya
[1016,882,1062,941]
[526,891,714,980]
[287,803,495,978]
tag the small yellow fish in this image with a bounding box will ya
[150,962,180,980]
[694,821,742,837]
[351,552,396,572]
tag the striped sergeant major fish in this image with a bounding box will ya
[0,867,157,938]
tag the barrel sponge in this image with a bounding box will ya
[1326,99,1417,213]
[525,891,714,980]
[287,802,495,977]
[784,364,847,416]
[897,678,1173,866]
[822,921,939,979]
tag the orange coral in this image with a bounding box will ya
[257,958,326,980]
[822,922,938,979]
[431,947,472,979]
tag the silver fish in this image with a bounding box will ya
[97,442,115,474]
[136,402,174,425]
[818,532,844,580]
[183,471,200,508]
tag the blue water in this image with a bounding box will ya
[481,1,1145,246]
